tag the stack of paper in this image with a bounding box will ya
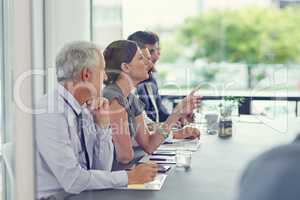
[152,150,176,156]
[157,139,201,152]
[139,154,176,164]
[118,174,167,190]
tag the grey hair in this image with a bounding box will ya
[55,41,100,82]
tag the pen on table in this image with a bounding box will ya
[163,141,174,145]
[152,153,176,156]
[149,158,167,161]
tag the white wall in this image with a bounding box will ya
[32,0,46,101]
[45,0,91,91]
[1,0,93,199]
[8,0,35,199]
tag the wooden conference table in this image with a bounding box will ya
[68,116,300,200]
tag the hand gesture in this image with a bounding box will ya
[173,90,202,116]
[86,97,110,129]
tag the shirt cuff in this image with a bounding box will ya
[95,125,112,141]
[111,170,128,187]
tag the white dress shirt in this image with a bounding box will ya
[35,84,127,199]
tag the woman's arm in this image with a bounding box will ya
[134,114,165,154]
[109,99,134,164]
[135,113,201,153]
[134,110,185,154]
[135,90,202,153]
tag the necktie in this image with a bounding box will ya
[77,113,91,170]
[62,98,90,170]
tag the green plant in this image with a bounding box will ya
[163,6,300,88]
[218,97,245,118]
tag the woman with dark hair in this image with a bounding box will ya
[103,40,201,165]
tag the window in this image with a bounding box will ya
[122,0,300,117]
[92,0,123,49]
[92,0,300,117]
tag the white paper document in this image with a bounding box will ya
[158,139,201,152]
[139,155,176,164]
[117,174,167,190]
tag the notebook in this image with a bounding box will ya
[139,155,176,164]
[158,139,201,152]
[117,174,167,190]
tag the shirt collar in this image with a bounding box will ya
[57,84,82,116]
[130,88,137,95]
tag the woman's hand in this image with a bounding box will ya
[175,113,194,129]
[173,127,200,140]
[173,90,202,117]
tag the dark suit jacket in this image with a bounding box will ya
[136,74,169,122]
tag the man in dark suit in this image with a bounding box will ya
[128,31,169,123]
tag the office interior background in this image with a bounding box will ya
[1,0,300,199]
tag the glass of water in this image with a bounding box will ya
[175,149,192,169]
[205,113,219,135]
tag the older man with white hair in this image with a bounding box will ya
[35,41,158,199]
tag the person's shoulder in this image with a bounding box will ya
[293,133,300,143]
[245,143,300,170]
[34,90,64,114]
[239,143,300,200]
[128,93,145,116]
[34,91,68,134]
[136,82,147,96]
[129,93,144,106]
[103,85,129,110]
[240,143,300,185]
[262,142,300,159]
[103,85,123,101]
[128,92,139,101]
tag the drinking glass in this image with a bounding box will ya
[175,149,192,169]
